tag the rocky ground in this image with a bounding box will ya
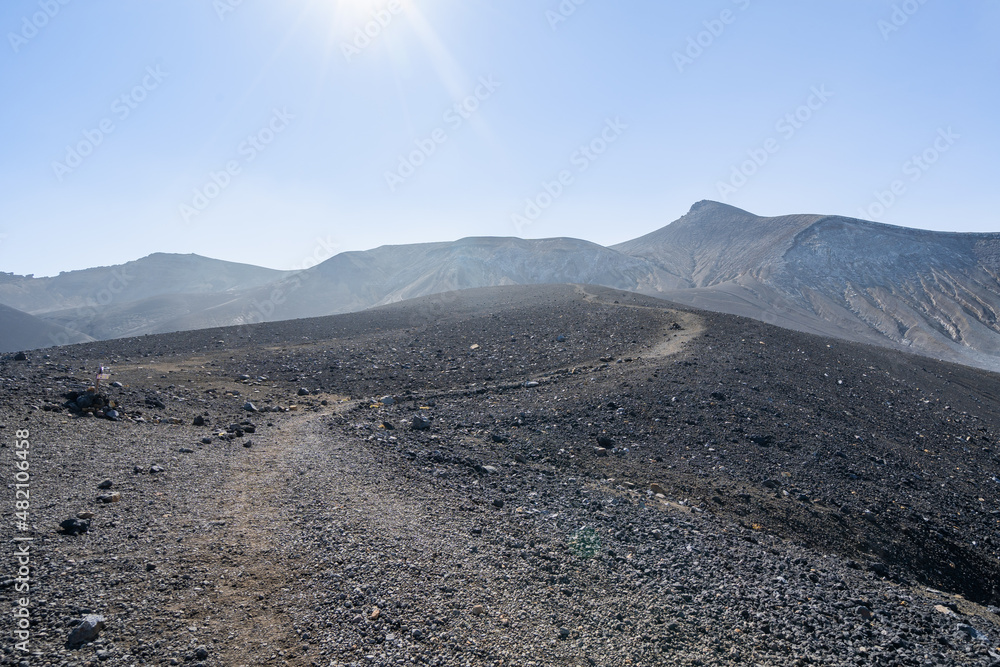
[2,284,999,666]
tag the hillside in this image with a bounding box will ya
[614,201,1000,370]
[0,302,93,352]
[3,284,998,665]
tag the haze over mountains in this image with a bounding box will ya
[4,201,1000,371]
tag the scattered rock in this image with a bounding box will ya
[650,483,668,496]
[380,395,395,405]
[59,518,90,535]
[412,415,431,431]
[76,511,95,520]
[13,351,27,361]
[201,437,213,445]
[243,440,253,448]
[298,387,311,396]
[195,646,209,660]
[193,416,205,426]
[957,623,982,640]
[179,447,195,454]
[369,607,381,621]
[96,492,121,504]
[492,499,504,509]
[97,479,113,489]
[594,447,608,457]
[67,614,105,645]
[857,606,874,620]
[597,436,615,448]
[471,604,485,616]
[149,465,165,474]
[243,402,257,412]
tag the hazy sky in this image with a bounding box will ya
[2,1,998,276]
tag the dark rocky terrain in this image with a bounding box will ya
[2,284,999,666]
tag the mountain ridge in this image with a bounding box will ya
[4,201,1000,372]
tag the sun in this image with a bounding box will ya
[331,0,412,22]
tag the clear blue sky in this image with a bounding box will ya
[1,0,998,276]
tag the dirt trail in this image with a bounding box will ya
[573,284,704,360]
[174,406,478,666]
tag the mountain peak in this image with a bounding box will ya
[687,200,750,216]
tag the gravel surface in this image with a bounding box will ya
[2,284,999,666]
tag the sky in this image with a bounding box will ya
[1,0,998,277]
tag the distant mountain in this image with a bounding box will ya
[613,201,1000,369]
[159,236,683,331]
[0,253,293,315]
[0,303,93,353]
[4,203,1000,371]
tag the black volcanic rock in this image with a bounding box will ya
[4,283,1000,666]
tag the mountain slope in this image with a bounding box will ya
[0,253,294,316]
[614,201,1000,369]
[160,236,684,330]
[6,202,1000,372]
[0,303,93,352]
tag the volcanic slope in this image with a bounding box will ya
[614,200,1000,371]
[2,284,999,667]
[0,302,93,352]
